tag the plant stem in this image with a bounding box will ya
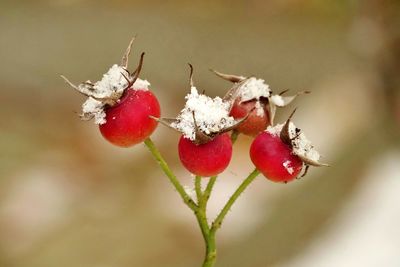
[195,175,203,202]
[203,176,217,201]
[144,138,197,211]
[145,138,259,267]
[230,130,239,143]
[211,168,260,233]
[201,232,217,267]
[195,179,216,267]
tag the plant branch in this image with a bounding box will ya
[230,130,240,143]
[211,168,260,233]
[203,176,217,202]
[144,138,198,211]
[195,175,203,203]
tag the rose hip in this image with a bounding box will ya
[99,89,160,147]
[178,133,232,177]
[250,131,303,183]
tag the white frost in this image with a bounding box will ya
[82,97,106,124]
[171,87,235,141]
[283,160,294,174]
[270,94,285,106]
[254,101,264,116]
[266,122,321,162]
[132,78,150,90]
[90,64,129,98]
[266,123,283,137]
[78,64,150,125]
[239,77,271,102]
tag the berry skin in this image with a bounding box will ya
[250,131,303,183]
[178,133,232,177]
[229,99,270,136]
[99,89,160,147]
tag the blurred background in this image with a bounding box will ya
[1,0,400,266]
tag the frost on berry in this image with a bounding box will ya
[155,65,247,144]
[61,37,150,124]
[268,109,329,177]
[171,87,235,141]
[283,160,294,175]
[211,69,309,126]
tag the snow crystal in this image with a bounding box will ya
[270,95,285,106]
[239,77,271,102]
[91,64,129,98]
[171,87,236,141]
[283,160,294,174]
[266,122,321,162]
[254,101,264,116]
[77,64,150,125]
[266,123,283,137]
[82,97,106,124]
[132,78,150,90]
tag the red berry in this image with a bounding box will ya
[250,131,303,183]
[178,133,232,177]
[99,89,160,147]
[230,99,270,136]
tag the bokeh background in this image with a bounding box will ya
[1,0,400,266]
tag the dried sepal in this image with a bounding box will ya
[155,66,247,145]
[297,155,330,167]
[212,69,309,127]
[210,69,246,83]
[217,112,251,134]
[154,112,249,145]
[61,38,150,125]
[150,117,177,130]
[192,111,213,145]
[121,36,135,68]
[268,90,310,125]
[222,81,245,108]
[280,108,297,146]
[128,52,145,89]
[62,38,145,107]
[278,109,329,170]
[188,63,195,88]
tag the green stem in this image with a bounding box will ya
[203,176,217,202]
[230,130,239,143]
[145,137,258,267]
[211,168,260,233]
[144,138,197,211]
[201,232,217,267]
[195,178,216,267]
[195,175,203,203]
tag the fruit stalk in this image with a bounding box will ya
[144,138,197,211]
[145,137,260,267]
[211,168,260,233]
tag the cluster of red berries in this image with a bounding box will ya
[63,39,326,183]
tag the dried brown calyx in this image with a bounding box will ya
[61,37,149,124]
[276,109,329,177]
[211,69,310,125]
[153,65,249,145]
